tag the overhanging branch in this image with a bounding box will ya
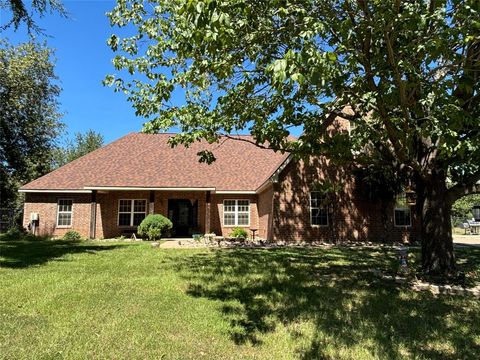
[222,106,356,153]
[447,170,480,203]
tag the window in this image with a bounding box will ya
[394,208,411,227]
[118,199,147,227]
[223,200,250,226]
[310,191,328,226]
[394,193,412,227]
[57,199,73,227]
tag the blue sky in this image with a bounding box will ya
[1,0,149,144]
[1,1,302,145]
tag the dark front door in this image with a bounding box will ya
[167,199,198,237]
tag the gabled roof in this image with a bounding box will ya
[20,133,290,192]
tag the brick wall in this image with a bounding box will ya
[154,190,207,236]
[96,190,208,239]
[272,156,420,243]
[96,190,150,239]
[23,190,210,239]
[23,193,92,238]
[257,185,274,240]
[210,194,259,238]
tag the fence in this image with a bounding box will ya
[0,208,18,232]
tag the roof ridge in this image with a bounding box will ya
[135,132,255,137]
[20,131,293,192]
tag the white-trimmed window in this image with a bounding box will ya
[223,200,250,226]
[394,193,412,227]
[310,191,328,226]
[57,199,73,227]
[394,208,411,227]
[118,199,147,227]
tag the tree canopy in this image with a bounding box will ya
[452,194,480,225]
[106,0,480,274]
[52,130,104,168]
[106,1,479,186]
[0,40,62,207]
[0,0,66,33]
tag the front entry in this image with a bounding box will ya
[167,199,198,237]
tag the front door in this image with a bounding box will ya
[167,199,198,237]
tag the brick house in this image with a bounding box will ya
[20,132,418,242]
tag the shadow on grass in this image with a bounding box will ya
[163,247,480,359]
[0,238,122,268]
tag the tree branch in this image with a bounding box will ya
[447,170,480,203]
[349,1,425,177]
[222,134,284,152]
[221,106,356,154]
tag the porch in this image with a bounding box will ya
[91,188,214,239]
[22,187,263,240]
[92,188,262,240]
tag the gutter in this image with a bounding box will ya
[255,154,293,193]
[18,189,92,193]
[83,186,216,191]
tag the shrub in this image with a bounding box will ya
[452,194,480,226]
[137,214,173,241]
[192,233,202,242]
[63,230,82,241]
[230,227,248,239]
[2,227,26,240]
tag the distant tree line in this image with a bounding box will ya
[0,40,62,208]
[0,1,104,209]
[52,130,104,168]
[0,40,103,209]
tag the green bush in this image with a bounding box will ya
[2,227,26,240]
[230,227,248,239]
[452,194,480,226]
[63,230,82,241]
[137,214,173,241]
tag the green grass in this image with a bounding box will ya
[1,237,479,359]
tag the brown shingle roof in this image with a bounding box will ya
[20,133,290,192]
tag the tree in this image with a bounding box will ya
[452,194,480,226]
[0,0,66,33]
[0,40,62,208]
[52,130,104,168]
[106,0,480,275]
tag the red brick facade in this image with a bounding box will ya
[23,193,91,238]
[23,191,260,239]
[23,156,419,242]
[270,156,419,243]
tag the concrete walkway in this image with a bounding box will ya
[159,239,206,249]
[453,234,480,248]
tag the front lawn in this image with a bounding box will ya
[1,238,479,359]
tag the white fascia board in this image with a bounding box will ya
[255,154,293,193]
[270,154,293,182]
[83,186,216,191]
[255,180,273,194]
[18,189,92,193]
[215,190,256,194]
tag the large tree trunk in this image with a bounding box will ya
[419,169,456,275]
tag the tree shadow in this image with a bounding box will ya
[162,247,480,359]
[0,238,123,268]
[454,247,480,284]
[273,152,420,244]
